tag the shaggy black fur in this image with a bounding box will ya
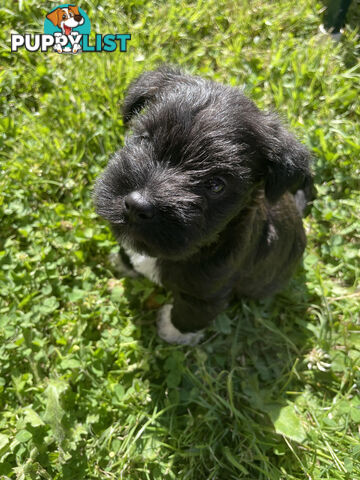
[94,66,314,334]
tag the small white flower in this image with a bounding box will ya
[305,347,332,372]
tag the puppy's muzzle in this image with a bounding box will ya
[124,191,155,222]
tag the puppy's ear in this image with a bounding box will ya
[46,8,61,27]
[122,66,182,125]
[259,114,313,204]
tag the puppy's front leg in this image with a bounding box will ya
[157,293,228,345]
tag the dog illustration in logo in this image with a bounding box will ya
[46,5,85,54]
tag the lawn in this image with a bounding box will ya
[0,0,359,478]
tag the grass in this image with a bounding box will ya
[0,0,359,478]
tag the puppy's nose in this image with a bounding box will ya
[124,191,155,221]
[74,14,83,22]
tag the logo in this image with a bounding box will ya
[11,4,131,54]
[44,4,90,54]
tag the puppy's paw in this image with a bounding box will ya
[72,44,82,54]
[53,44,62,53]
[157,304,204,346]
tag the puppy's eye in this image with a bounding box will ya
[138,133,150,141]
[205,177,226,195]
[62,14,67,19]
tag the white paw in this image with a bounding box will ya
[73,44,82,54]
[157,304,204,346]
[54,44,62,53]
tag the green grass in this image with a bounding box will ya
[1,0,359,478]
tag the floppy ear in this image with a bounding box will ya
[46,8,61,27]
[122,66,182,125]
[258,114,313,204]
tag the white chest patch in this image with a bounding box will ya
[124,247,161,285]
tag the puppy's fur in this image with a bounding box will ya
[94,66,314,344]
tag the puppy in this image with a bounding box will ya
[94,66,314,345]
[46,5,84,54]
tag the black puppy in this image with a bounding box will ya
[94,66,314,345]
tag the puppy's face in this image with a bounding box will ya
[46,6,84,31]
[95,68,311,260]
